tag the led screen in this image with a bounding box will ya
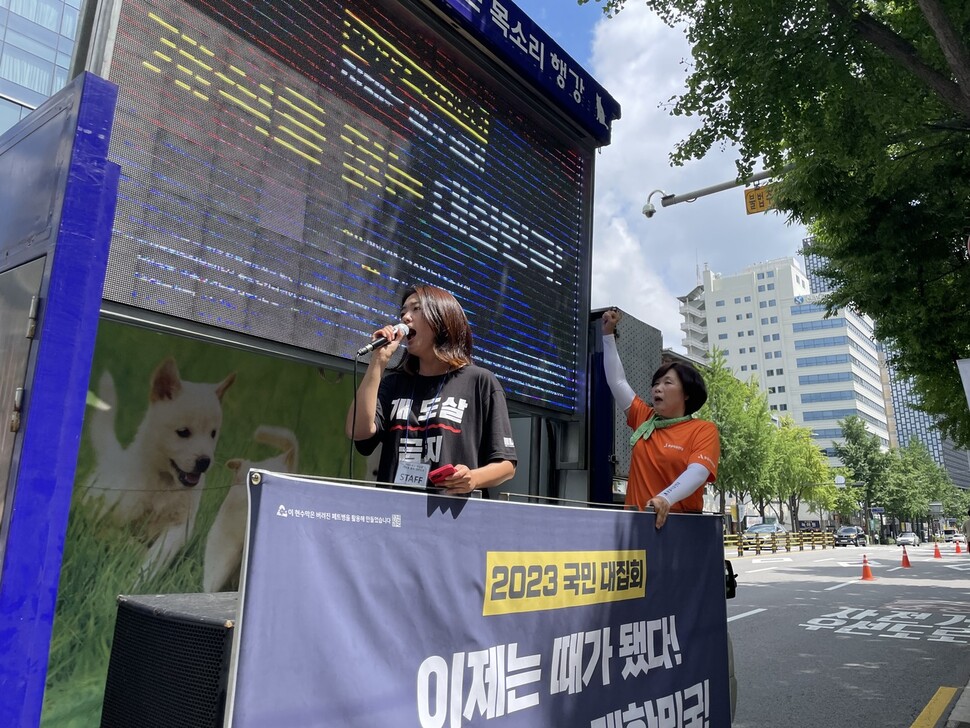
[103,0,592,413]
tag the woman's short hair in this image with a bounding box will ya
[651,361,708,416]
[397,285,473,374]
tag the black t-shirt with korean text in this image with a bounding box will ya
[355,364,517,484]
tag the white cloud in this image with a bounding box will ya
[590,213,684,345]
[583,4,806,350]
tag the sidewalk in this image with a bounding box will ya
[947,683,970,728]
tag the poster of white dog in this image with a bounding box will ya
[83,357,236,580]
[45,314,361,725]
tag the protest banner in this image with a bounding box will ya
[227,473,730,727]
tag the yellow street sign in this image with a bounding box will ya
[744,184,775,214]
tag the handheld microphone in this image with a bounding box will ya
[356,323,411,357]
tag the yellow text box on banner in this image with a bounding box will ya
[483,550,646,616]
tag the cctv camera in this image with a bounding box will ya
[642,189,669,219]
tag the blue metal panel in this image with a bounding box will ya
[0,72,118,728]
[588,328,615,505]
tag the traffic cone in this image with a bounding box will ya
[901,546,911,568]
[860,554,875,581]
[933,542,943,559]
[957,541,963,555]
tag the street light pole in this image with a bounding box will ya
[643,165,794,214]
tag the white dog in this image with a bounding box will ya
[85,357,235,580]
[203,425,299,592]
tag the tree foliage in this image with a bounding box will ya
[938,473,970,518]
[832,484,862,520]
[881,438,950,523]
[693,361,963,530]
[769,417,832,530]
[697,351,831,526]
[697,349,774,512]
[832,415,889,519]
[581,0,970,444]
[804,481,839,520]
[952,487,970,521]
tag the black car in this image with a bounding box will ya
[835,526,867,546]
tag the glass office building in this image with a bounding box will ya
[678,257,892,464]
[805,251,970,489]
[0,0,79,133]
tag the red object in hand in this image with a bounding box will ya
[429,464,457,484]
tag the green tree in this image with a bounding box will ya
[832,484,862,521]
[953,488,970,523]
[748,421,780,522]
[832,415,889,527]
[697,349,774,515]
[769,418,831,531]
[804,481,839,524]
[581,0,970,445]
[882,439,948,526]
[939,479,969,520]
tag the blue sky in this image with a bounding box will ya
[512,0,808,349]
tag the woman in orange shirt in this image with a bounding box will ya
[601,309,720,527]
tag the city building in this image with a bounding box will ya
[887,366,970,490]
[678,257,891,462]
[678,284,708,362]
[804,251,970,489]
[0,0,79,133]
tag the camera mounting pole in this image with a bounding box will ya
[642,165,793,218]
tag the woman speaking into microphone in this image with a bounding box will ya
[345,285,516,494]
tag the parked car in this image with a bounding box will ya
[954,533,967,544]
[834,526,868,547]
[895,531,920,547]
[742,523,789,547]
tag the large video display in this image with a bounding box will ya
[103,0,593,413]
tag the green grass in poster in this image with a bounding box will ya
[41,320,369,726]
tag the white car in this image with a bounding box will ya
[741,523,789,547]
[954,533,967,544]
[896,531,920,547]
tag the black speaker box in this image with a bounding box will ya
[100,592,239,728]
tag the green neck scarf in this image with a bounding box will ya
[630,413,693,446]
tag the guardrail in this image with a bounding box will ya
[724,531,836,557]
